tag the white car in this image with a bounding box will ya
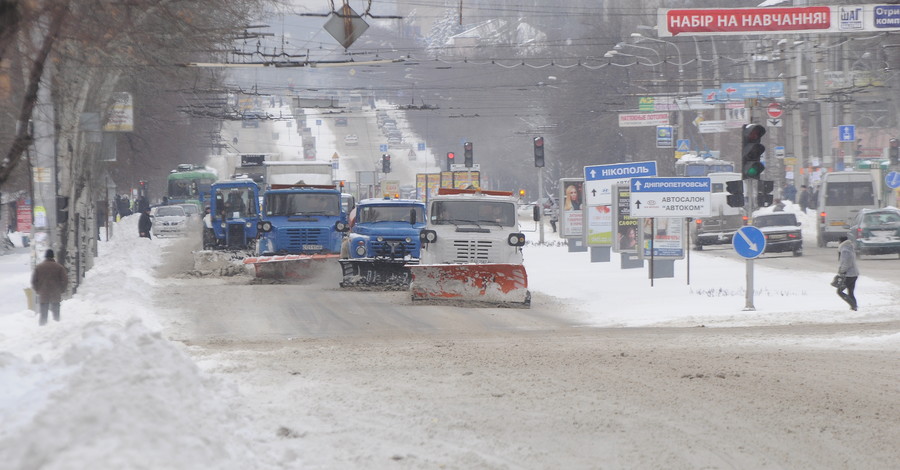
[344,134,359,146]
[151,205,189,238]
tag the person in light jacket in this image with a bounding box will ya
[31,249,69,325]
[836,235,859,311]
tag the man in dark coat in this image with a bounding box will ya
[31,249,69,325]
[138,207,152,239]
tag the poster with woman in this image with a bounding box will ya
[559,180,584,238]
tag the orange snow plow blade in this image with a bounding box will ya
[409,263,530,306]
[243,254,338,280]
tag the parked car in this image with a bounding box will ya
[335,117,348,127]
[751,211,802,256]
[151,205,189,238]
[848,207,900,257]
[387,136,403,147]
[344,134,359,146]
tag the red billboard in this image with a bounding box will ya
[660,7,831,36]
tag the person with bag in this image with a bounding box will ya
[836,235,859,311]
[31,249,69,325]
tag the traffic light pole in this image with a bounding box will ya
[538,166,544,244]
[745,177,756,311]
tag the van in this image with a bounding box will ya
[816,171,878,247]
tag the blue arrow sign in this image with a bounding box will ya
[732,226,767,259]
[379,144,388,152]
[838,125,855,143]
[886,171,900,189]
[585,161,657,181]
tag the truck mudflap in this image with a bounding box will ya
[243,254,338,280]
[339,259,414,289]
[409,263,530,307]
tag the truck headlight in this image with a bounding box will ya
[220,222,226,228]
[245,221,253,228]
[420,230,437,243]
[355,245,366,256]
[335,221,348,232]
[376,236,384,242]
[404,237,411,243]
[258,221,272,232]
[507,232,526,247]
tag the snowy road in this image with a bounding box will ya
[151,232,900,469]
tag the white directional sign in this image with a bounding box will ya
[630,177,712,218]
[583,161,657,205]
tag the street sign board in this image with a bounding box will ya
[656,125,674,148]
[379,144,388,152]
[584,161,657,205]
[766,102,783,118]
[774,146,786,158]
[417,142,426,151]
[732,226,767,259]
[676,139,691,152]
[629,177,712,218]
[886,171,900,189]
[838,125,856,142]
[702,82,785,102]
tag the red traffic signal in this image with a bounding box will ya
[447,152,455,160]
[533,136,545,167]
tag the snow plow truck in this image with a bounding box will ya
[410,188,534,306]
[244,184,349,280]
[339,197,427,288]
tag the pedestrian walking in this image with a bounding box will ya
[31,249,68,326]
[138,207,152,239]
[798,185,811,213]
[836,235,859,311]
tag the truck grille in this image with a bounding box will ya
[227,223,245,248]
[372,239,416,258]
[451,239,493,262]
[282,228,327,251]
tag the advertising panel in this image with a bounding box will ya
[559,179,584,238]
[613,186,638,253]
[639,217,686,260]
[586,205,612,245]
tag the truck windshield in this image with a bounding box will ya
[358,205,424,223]
[432,201,515,227]
[215,187,257,219]
[265,193,340,216]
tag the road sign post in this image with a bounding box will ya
[732,225,767,311]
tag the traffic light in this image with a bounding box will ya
[741,124,766,180]
[464,142,473,167]
[446,151,455,169]
[533,136,545,167]
[890,138,899,166]
[757,180,775,207]
[382,154,391,173]
[725,180,744,208]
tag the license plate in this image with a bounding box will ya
[302,244,323,250]
[768,234,786,240]
[830,221,846,226]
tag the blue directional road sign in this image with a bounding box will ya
[629,177,711,218]
[838,125,856,143]
[379,144,388,152]
[584,161,657,205]
[732,226,767,259]
[886,171,900,189]
[418,142,426,151]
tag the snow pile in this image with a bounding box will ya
[0,215,275,470]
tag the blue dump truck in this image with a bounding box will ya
[243,184,349,280]
[203,179,261,250]
[339,197,427,288]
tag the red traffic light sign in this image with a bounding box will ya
[766,103,783,119]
